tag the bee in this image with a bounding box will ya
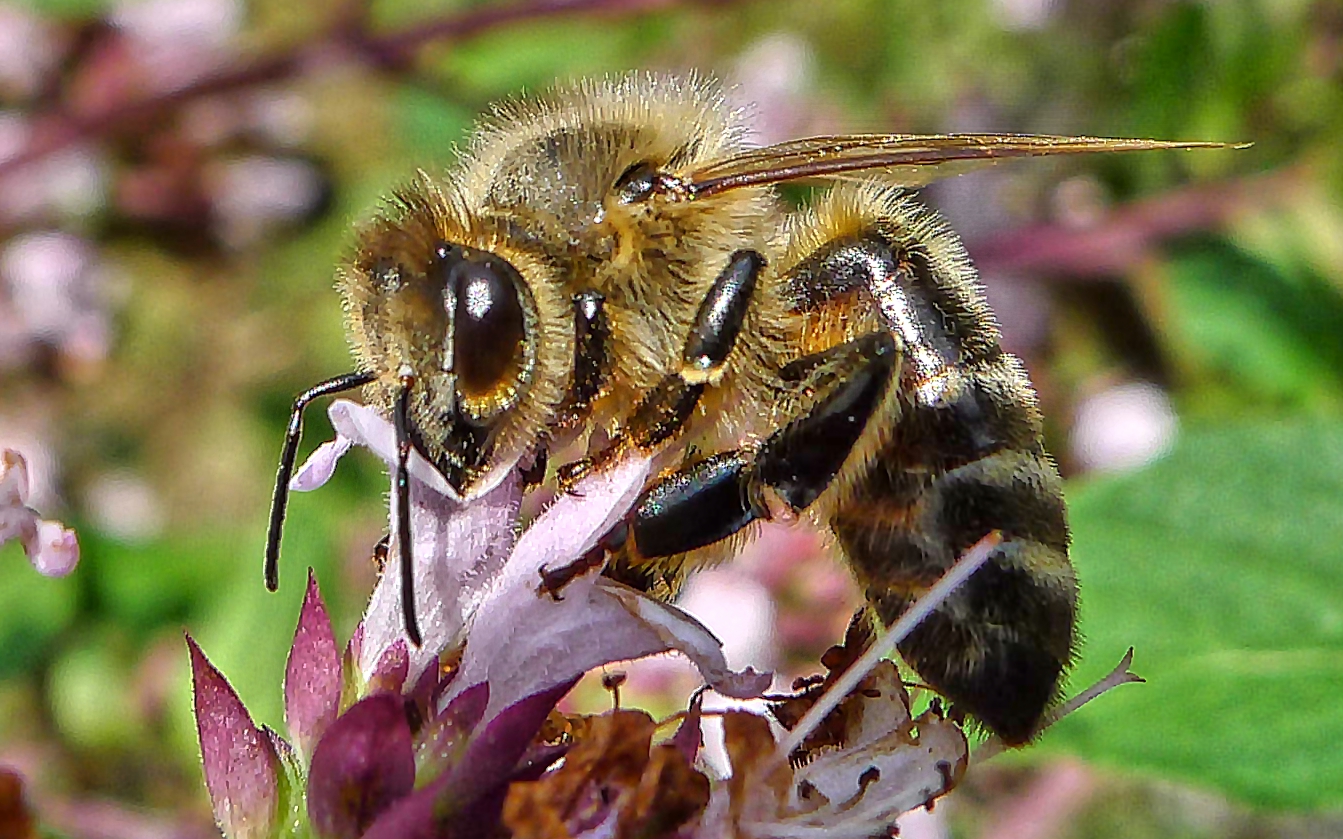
[264,75,1232,745]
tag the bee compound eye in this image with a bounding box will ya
[448,256,527,399]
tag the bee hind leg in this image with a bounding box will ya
[620,330,898,569]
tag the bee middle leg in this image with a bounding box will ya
[616,330,898,569]
[557,249,765,488]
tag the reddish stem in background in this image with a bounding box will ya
[0,0,740,181]
[971,168,1300,280]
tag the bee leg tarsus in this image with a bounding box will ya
[555,457,594,495]
[557,290,609,425]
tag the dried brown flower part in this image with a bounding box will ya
[699,663,967,837]
[771,612,876,759]
[717,711,795,827]
[502,710,709,838]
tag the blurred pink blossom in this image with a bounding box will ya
[0,448,79,576]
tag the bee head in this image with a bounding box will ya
[340,179,571,497]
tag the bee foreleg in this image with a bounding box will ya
[557,290,609,425]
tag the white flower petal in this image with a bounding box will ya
[290,434,352,492]
[358,469,522,681]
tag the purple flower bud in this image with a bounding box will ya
[361,682,571,839]
[306,694,415,839]
[187,635,280,839]
[283,569,342,762]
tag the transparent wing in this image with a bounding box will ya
[679,134,1246,198]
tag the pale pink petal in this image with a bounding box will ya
[1,449,30,506]
[326,400,459,498]
[600,581,771,700]
[304,402,522,678]
[442,455,769,718]
[290,434,352,492]
[27,519,79,576]
[358,470,522,680]
[2,449,79,576]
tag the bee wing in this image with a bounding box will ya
[680,134,1245,198]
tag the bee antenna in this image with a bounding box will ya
[392,373,424,647]
[266,372,376,593]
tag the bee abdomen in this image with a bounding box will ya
[833,446,1074,744]
[785,189,1077,743]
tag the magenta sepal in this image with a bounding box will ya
[284,569,342,763]
[187,634,281,839]
[306,693,416,839]
[416,681,490,782]
[361,680,574,839]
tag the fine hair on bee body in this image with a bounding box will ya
[263,73,1234,744]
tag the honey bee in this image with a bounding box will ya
[264,75,1232,744]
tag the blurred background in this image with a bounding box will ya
[2,0,1341,836]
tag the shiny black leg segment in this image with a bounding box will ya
[629,249,765,450]
[628,331,898,560]
[265,370,376,592]
[559,290,609,424]
[559,250,766,491]
[683,250,764,375]
[392,376,423,647]
[631,452,757,559]
[755,331,897,511]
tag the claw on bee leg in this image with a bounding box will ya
[536,521,629,599]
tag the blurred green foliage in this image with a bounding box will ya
[1053,422,1343,810]
[3,0,1343,833]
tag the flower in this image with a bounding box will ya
[0,448,79,576]
[190,401,770,838]
[191,401,1140,837]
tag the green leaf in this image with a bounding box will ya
[1164,241,1343,411]
[1044,421,1343,810]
